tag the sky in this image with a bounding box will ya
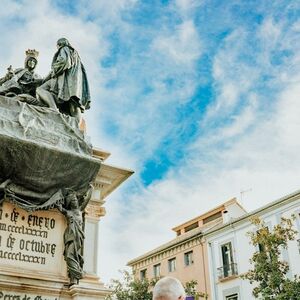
[1,0,300,284]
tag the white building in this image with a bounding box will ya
[128,198,246,299]
[205,190,300,300]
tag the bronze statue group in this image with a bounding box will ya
[0,38,90,123]
[0,38,92,285]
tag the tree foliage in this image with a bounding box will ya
[105,270,156,300]
[242,216,300,299]
[184,280,208,299]
[106,271,209,300]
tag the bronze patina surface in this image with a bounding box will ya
[0,42,99,284]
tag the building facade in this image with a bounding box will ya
[127,199,246,298]
[205,190,300,300]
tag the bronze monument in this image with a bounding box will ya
[0,38,100,285]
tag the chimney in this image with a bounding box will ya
[222,209,230,223]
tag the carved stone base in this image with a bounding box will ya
[0,274,110,299]
[68,278,110,300]
[0,201,111,299]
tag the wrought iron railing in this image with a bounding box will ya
[217,262,238,280]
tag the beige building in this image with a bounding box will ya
[127,198,246,299]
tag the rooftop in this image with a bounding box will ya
[127,217,223,266]
[128,197,246,266]
[172,197,246,235]
[205,188,300,237]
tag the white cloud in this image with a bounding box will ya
[152,20,201,67]
[258,17,282,49]
[99,11,300,283]
[0,0,21,17]
[93,18,203,169]
[100,80,300,281]
[2,0,300,287]
[175,0,205,18]
[206,93,258,142]
[204,29,260,122]
[78,0,137,21]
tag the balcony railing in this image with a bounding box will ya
[217,263,238,280]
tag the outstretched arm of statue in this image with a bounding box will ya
[0,65,14,86]
[56,202,67,215]
[80,184,93,211]
[42,71,53,84]
[32,78,43,86]
[0,76,7,86]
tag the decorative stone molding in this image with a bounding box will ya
[132,235,202,269]
[85,203,106,220]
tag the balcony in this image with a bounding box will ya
[217,263,238,281]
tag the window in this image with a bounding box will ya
[168,258,176,272]
[203,211,222,224]
[140,269,147,280]
[225,293,238,300]
[217,242,238,279]
[153,264,161,277]
[184,222,198,232]
[221,242,234,271]
[184,251,193,266]
[257,227,269,252]
[258,242,265,252]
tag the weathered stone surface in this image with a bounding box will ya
[0,289,58,300]
[0,202,67,281]
[0,45,131,297]
[36,38,90,120]
[0,96,101,209]
[0,95,92,155]
[0,273,109,299]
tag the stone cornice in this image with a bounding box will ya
[85,202,106,220]
[128,231,202,269]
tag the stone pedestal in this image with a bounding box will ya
[0,274,109,299]
[0,148,133,299]
[0,96,133,299]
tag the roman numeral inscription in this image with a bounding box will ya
[0,202,67,279]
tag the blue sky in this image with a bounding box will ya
[2,0,300,282]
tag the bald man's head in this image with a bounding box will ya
[153,277,186,300]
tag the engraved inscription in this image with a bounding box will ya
[0,291,58,300]
[0,202,66,278]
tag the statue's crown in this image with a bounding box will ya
[25,49,39,59]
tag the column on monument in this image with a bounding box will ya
[83,183,106,281]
